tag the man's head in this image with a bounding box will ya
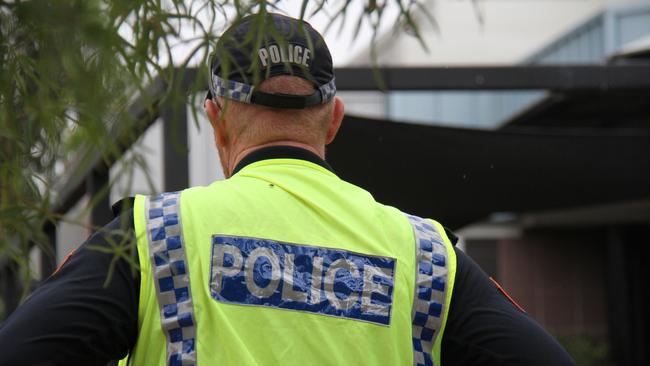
[204,13,344,177]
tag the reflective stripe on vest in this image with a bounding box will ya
[145,192,197,366]
[405,214,449,366]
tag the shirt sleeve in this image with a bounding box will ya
[441,247,576,365]
[0,211,140,366]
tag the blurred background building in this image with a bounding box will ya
[337,2,650,364]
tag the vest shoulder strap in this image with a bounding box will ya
[404,213,456,366]
[144,192,198,366]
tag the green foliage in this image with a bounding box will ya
[1,0,217,306]
[557,335,613,366]
[0,0,432,310]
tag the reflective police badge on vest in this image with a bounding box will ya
[210,235,396,325]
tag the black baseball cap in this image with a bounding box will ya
[206,13,336,109]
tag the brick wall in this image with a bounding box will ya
[498,229,608,339]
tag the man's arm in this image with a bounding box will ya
[442,247,575,365]
[0,212,140,366]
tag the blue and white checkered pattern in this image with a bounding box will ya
[211,74,254,103]
[146,192,197,366]
[405,214,449,366]
[211,74,336,105]
[318,78,337,103]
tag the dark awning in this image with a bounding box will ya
[503,90,650,128]
[327,115,650,229]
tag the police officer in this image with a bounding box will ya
[0,13,574,366]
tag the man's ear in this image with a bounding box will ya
[204,98,221,127]
[204,98,227,147]
[325,96,344,145]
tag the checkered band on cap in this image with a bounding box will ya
[146,192,197,366]
[318,78,337,103]
[210,74,335,106]
[405,214,449,366]
[211,74,254,103]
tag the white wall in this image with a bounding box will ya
[55,196,90,265]
[107,103,225,205]
[344,0,646,127]
[337,91,387,120]
[347,0,632,66]
[188,102,225,187]
[109,119,164,204]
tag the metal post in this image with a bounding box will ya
[0,263,19,319]
[86,164,112,228]
[0,266,9,319]
[161,97,189,191]
[606,226,650,366]
[40,222,57,279]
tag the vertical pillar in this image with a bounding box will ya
[606,226,650,366]
[40,222,57,279]
[161,97,189,191]
[87,164,112,227]
[0,264,19,319]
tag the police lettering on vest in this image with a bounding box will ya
[210,235,396,325]
[258,44,311,68]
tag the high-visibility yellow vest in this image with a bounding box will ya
[120,158,457,366]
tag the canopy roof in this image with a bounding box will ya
[328,116,650,229]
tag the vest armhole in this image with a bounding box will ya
[405,214,456,366]
[133,195,150,330]
[429,219,458,366]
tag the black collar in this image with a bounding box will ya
[231,146,335,176]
